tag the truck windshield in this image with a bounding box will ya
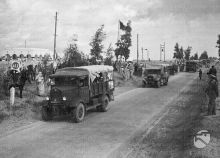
[144,69,161,75]
[55,77,78,86]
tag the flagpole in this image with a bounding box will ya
[117,20,120,42]
[137,34,139,65]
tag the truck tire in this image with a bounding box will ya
[41,106,53,121]
[98,95,110,112]
[157,81,161,88]
[142,81,146,88]
[164,78,168,85]
[72,103,85,123]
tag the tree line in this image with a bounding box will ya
[61,21,132,68]
[173,43,208,60]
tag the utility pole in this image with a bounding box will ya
[141,47,143,60]
[145,49,148,61]
[25,40,26,48]
[137,34,139,64]
[160,44,161,61]
[164,42,165,61]
[54,12,58,60]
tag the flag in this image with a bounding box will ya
[119,21,126,30]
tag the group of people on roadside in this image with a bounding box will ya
[114,60,134,80]
[200,65,219,115]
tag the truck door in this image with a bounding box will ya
[79,77,89,103]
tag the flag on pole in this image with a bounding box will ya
[119,20,126,30]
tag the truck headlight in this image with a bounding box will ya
[50,79,55,85]
[63,97,66,101]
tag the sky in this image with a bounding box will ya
[0,0,220,60]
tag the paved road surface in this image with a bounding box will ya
[0,72,198,158]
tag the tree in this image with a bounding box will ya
[173,43,179,59]
[184,46,191,60]
[173,43,183,60]
[115,20,132,61]
[89,24,106,64]
[179,46,184,59]
[199,51,208,60]
[62,43,87,67]
[190,56,194,60]
[190,53,198,60]
[194,53,198,60]
[104,43,114,65]
[217,34,220,57]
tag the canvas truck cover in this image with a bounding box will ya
[143,65,162,70]
[50,65,113,82]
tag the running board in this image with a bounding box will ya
[86,104,101,111]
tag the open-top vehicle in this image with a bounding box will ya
[42,65,114,123]
[142,65,169,88]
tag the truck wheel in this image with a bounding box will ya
[41,106,53,121]
[157,81,161,88]
[72,103,85,123]
[142,81,146,88]
[99,95,110,112]
[164,79,168,85]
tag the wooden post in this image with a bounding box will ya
[9,87,15,115]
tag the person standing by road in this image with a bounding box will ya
[36,72,45,96]
[209,65,217,77]
[199,69,202,80]
[205,73,219,115]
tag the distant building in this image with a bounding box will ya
[1,48,53,60]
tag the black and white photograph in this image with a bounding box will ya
[0,0,220,157]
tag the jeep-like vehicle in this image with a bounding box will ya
[142,65,169,88]
[42,65,114,123]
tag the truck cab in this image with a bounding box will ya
[142,65,169,88]
[42,65,114,123]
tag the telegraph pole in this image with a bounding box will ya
[164,42,165,61]
[141,47,144,60]
[137,34,139,64]
[160,44,161,61]
[54,12,58,60]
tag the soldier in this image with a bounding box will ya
[199,69,202,80]
[36,72,45,96]
[208,65,217,77]
[128,62,134,79]
[205,73,219,115]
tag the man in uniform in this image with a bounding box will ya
[205,73,219,115]
[209,65,217,76]
[199,69,202,80]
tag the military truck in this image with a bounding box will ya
[42,65,114,123]
[185,61,197,72]
[142,65,169,88]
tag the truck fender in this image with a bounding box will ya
[69,99,85,108]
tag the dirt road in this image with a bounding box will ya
[0,72,197,158]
